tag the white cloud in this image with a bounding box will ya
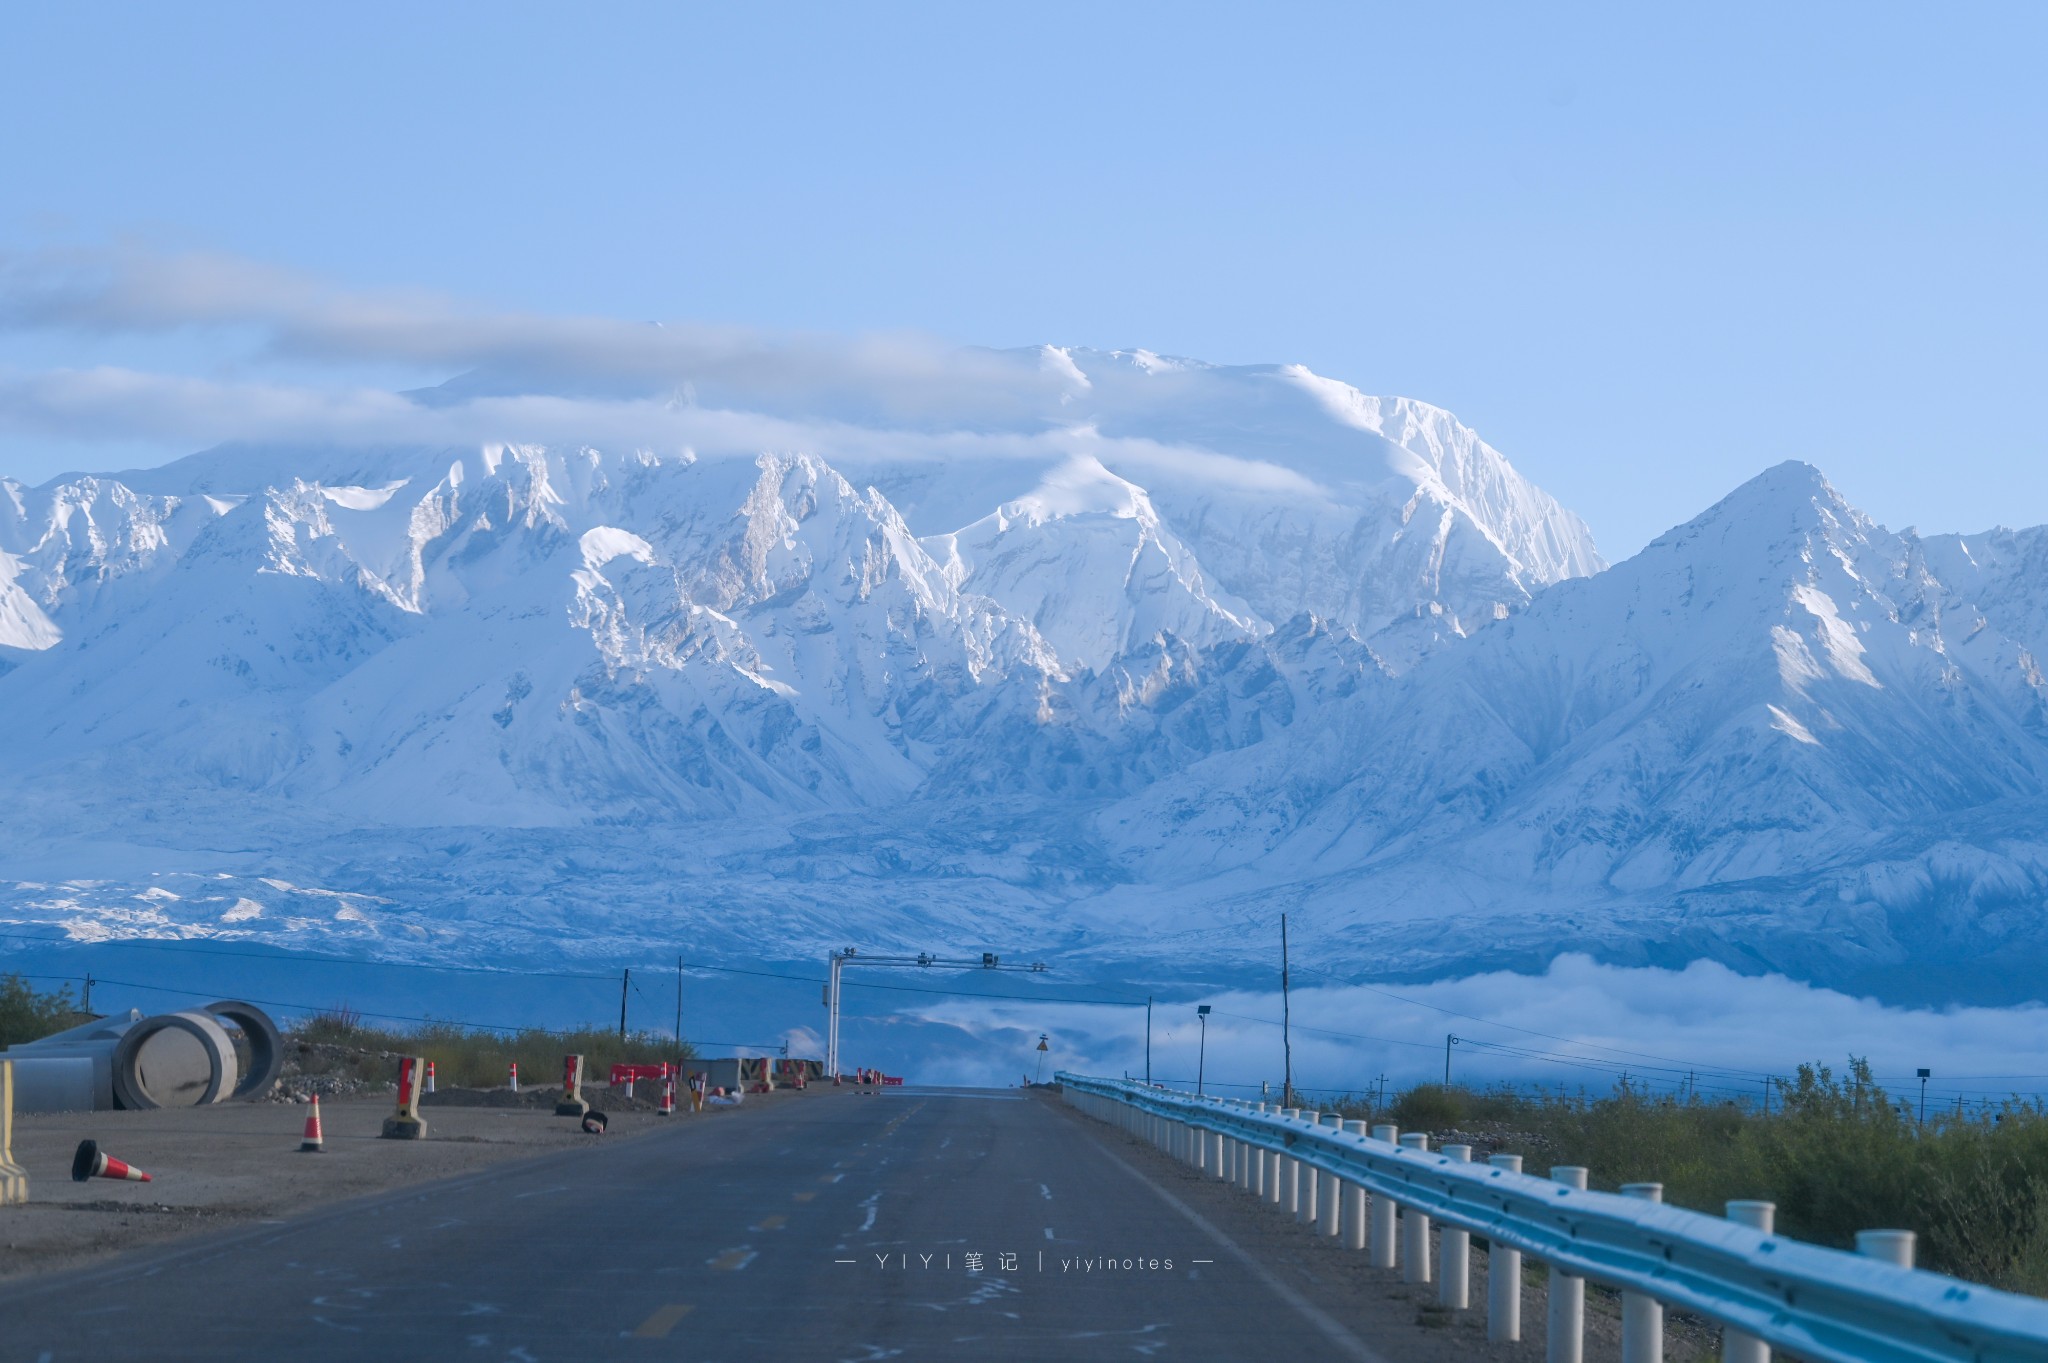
[0,247,1326,498]
[0,246,1070,423]
[895,954,2048,1108]
[0,365,1323,496]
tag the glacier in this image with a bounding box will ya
[2,347,2045,1020]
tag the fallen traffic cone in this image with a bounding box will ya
[72,1139,151,1184]
[581,1110,608,1135]
[300,1095,325,1152]
[658,1077,675,1116]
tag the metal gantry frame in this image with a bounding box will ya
[823,947,1047,1079]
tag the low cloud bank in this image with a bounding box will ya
[882,955,2048,1108]
[0,247,1324,496]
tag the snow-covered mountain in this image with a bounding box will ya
[4,350,2046,1008]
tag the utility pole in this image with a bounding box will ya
[1917,1068,1931,1127]
[1145,996,1153,1085]
[619,968,630,1041]
[674,957,683,1050]
[1280,914,1293,1108]
[1375,1074,1388,1115]
[1444,1033,1458,1087]
[81,973,92,1013]
[1196,1005,1211,1097]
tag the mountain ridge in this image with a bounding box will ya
[2,358,2045,1007]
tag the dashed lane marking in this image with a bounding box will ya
[708,1248,758,1272]
[752,1215,788,1232]
[631,1304,694,1339]
[792,1191,818,1203]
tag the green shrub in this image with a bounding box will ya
[0,974,90,1050]
[1328,1058,2048,1294]
[1392,1083,1466,1129]
[289,1008,694,1090]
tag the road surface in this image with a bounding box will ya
[0,1086,1543,1361]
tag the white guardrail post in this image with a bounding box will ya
[1319,1115,1343,1236]
[1489,1153,1524,1342]
[1549,1165,1589,1363]
[1723,1201,1774,1363]
[1369,1123,1399,1268]
[1342,1120,1369,1248]
[1245,1096,1261,1195]
[1277,1105,1294,1211]
[1859,1230,1915,1269]
[1398,1132,1433,1284]
[1621,1182,1665,1363]
[1299,1110,1321,1225]
[1440,1144,1473,1308]
[1055,1074,2048,1363]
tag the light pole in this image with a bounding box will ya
[1917,1068,1931,1127]
[1445,1033,1460,1087]
[1196,1005,1211,1096]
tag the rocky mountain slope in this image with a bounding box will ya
[3,350,2044,1004]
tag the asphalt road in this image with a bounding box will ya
[0,1086,1420,1363]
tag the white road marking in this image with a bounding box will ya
[1039,1183,1052,1200]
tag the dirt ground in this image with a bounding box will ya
[0,1085,786,1282]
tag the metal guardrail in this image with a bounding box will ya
[1058,1072,2048,1363]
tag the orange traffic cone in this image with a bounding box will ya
[658,1077,675,1116]
[300,1095,325,1152]
[72,1139,151,1183]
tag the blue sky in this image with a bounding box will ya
[2,3,2043,556]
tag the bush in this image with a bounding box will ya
[1333,1058,2048,1294]
[1391,1083,1466,1129]
[0,974,90,1050]
[290,1008,694,1090]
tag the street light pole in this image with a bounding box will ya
[1917,1068,1931,1127]
[1196,1005,1211,1097]
[1146,996,1152,1085]
[1444,1033,1459,1087]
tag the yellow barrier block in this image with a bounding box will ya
[0,1059,27,1206]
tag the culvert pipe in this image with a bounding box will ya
[203,1000,283,1100]
[111,1010,240,1109]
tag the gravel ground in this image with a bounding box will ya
[0,1086,788,1282]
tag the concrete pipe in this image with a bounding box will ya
[5,1056,97,1113]
[112,1010,241,1110]
[203,1001,284,1100]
